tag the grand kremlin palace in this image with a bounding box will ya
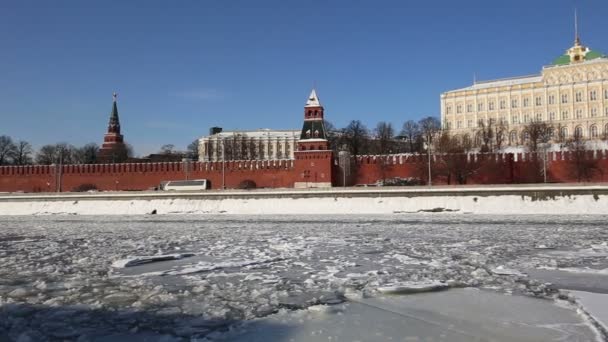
[441,34,608,145]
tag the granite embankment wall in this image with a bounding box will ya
[0,185,606,215]
[1,151,608,192]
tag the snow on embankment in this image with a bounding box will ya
[0,186,606,215]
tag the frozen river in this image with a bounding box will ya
[1,214,608,341]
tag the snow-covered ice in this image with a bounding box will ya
[1,214,608,341]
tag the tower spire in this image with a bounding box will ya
[574,8,580,45]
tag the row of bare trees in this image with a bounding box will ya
[0,134,136,166]
[326,116,441,158]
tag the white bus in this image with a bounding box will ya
[161,179,211,191]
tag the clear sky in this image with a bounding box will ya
[1,0,607,156]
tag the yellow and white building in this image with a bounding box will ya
[441,34,608,145]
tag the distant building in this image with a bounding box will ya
[98,93,130,163]
[198,129,299,161]
[441,27,608,145]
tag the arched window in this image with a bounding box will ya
[509,131,518,145]
[590,125,598,138]
[307,110,312,117]
[605,124,608,136]
[522,131,530,142]
[314,110,318,117]
[574,126,583,139]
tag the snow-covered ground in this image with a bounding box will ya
[1,215,608,341]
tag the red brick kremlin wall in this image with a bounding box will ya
[1,151,608,192]
[0,160,296,192]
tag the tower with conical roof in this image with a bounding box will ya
[98,93,129,163]
[293,89,333,188]
[298,89,328,151]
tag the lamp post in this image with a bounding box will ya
[425,138,432,186]
[221,138,226,190]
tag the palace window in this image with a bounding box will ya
[548,95,555,105]
[560,127,569,139]
[605,89,608,99]
[590,125,598,138]
[523,98,530,107]
[446,106,452,114]
[457,105,462,114]
[523,131,530,142]
[457,120,462,129]
[561,94,569,104]
[467,119,473,128]
[523,113,530,123]
[575,109,583,119]
[575,91,583,102]
[549,112,556,121]
[575,126,583,138]
[467,104,473,113]
[489,101,495,110]
[590,90,597,101]
[606,107,608,116]
[511,115,519,124]
[535,96,542,106]
[511,99,518,108]
[562,110,569,120]
[591,107,598,117]
[500,100,506,109]
[535,113,542,121]
[477,102,484,111]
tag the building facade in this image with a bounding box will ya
[441,34,608,145]
[198,129,299,162]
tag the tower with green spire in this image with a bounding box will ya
[98,93,129,163]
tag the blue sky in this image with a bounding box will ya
[1,0,607,156]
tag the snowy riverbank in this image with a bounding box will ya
[0,184,607,215]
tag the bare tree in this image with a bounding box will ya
[435,131,479,184]
[35,143,77,165]
[160,144,175,154]
[0,135,17,165]
[187,139,199,160]
[476,120,494,152]
[565,130,601,182]
[374,121,395,155]
[522,119,553,153]
[400,120,421,153]
[74,143,99,164]
[419,116,441,148]
[13,141,33,165]
[494,120,508,151]
[342,120,369,158]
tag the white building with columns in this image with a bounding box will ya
[198,129,299,162]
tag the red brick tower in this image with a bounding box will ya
[98,93,129,163]
[293,89,333,188]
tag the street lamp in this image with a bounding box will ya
[221,138,226,190]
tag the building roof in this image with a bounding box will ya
[203,129,300,139]
[305,89,321,107]
[445,74,542,93]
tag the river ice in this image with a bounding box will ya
[1,214,608,341]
